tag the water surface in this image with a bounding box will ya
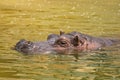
[0,0,120,80]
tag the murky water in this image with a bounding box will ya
[0,0,120,80]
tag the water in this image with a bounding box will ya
[0,0,120,80]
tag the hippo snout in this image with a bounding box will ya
[14,39,35,54]
[14,39,56,54]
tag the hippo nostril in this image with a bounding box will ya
[26,41,33,46]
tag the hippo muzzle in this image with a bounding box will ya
[14,39,56,54]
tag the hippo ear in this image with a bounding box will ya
[60,31,65,35]
[72,35,86,46]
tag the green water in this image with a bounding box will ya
[0,0,120,80]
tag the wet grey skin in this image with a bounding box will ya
[13,31,118,55]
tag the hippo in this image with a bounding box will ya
[13,31,118,55]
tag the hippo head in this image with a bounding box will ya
[13,31,88,55]
[53,34,87,54]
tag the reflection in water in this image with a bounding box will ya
[0,0,120,80]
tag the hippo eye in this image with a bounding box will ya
[56,40,70,47]
[59,41,67,45]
